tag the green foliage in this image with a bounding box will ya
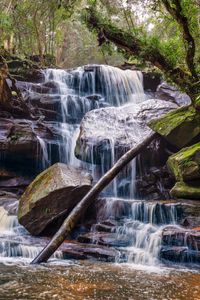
[0,0,78,58]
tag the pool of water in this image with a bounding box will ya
[0,260,199,300]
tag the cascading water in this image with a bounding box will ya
[0,64,194,266]
[0,64,148,262]
[43,65,145,166]
[0,206,62,260]
[94,198,179,265]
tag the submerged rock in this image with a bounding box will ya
[149,106,200,149]
[75,99,177,164]
[18,163,92,235]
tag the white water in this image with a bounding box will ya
[0,64,185,266]
[96,198,179,265]
[0,207,62,261]
[42,65,146,195]
[0,64,148,262]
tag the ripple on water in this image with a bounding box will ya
[0,261,199,300]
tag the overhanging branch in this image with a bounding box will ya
[162,0,197,78]
[84,8,194,93]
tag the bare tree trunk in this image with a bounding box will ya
[33,9,43,60]
[31,132,157,264]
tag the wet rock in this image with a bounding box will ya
[156,82,191,107]
[62,242,119,262]
[18,163,93,235]
[160,246,200,263]
[0,191,19,203]
[93,221,118,233]
[181,217,200,229]
[143,72,162,92]
[75,99,177,164]
[86,94,102,102]
[78,232,131,247]
[0,191,19,215]
[162,226,200,250]
[149,106,200,149]
[27,93,61,115]
[0,118,61,164]
[0,177,31,188]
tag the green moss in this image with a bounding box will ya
[149,105,195,135]
[167,142,200,181]
[148,106,200,148]
[171,181,200,199]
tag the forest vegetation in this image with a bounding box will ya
[0,0,199,101]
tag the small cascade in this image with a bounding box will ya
[0,207,18,235]
[0,206,62,261]
[36,136,51,170]
[93,198,179,265]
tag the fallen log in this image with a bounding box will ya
[31,132,157,264]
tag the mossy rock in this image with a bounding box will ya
[18,163,92,235]
[170,181,200,199]
[167,142,200,181]
[148,106,200,149]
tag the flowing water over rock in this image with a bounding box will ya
[0,65,199,274]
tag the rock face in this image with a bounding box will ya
[0,118,61,166]
[18,163,93,235]
[161,226,200,263]
[75,99,177,164]
[149,106,200,149]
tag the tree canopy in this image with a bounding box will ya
[0,0,199,99]
[83,0,200,100]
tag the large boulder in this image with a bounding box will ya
[75,99,177,164]
[18,163,93,235]
[149,106,200,149]
[167,143,200,181]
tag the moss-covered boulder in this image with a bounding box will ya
[167,143,200,181]
[171,181,200,199]
[148,106,200,149]
[18,163,92,235]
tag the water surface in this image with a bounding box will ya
[0,261,199,300]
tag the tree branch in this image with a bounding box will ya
[162,0,197,78]
[84,8,195,96]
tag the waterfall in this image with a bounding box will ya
[94,198,179,265]
[36,135,51,170]
[42,65,145,198]
[0,207,62,260]
[0,64,147,262]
